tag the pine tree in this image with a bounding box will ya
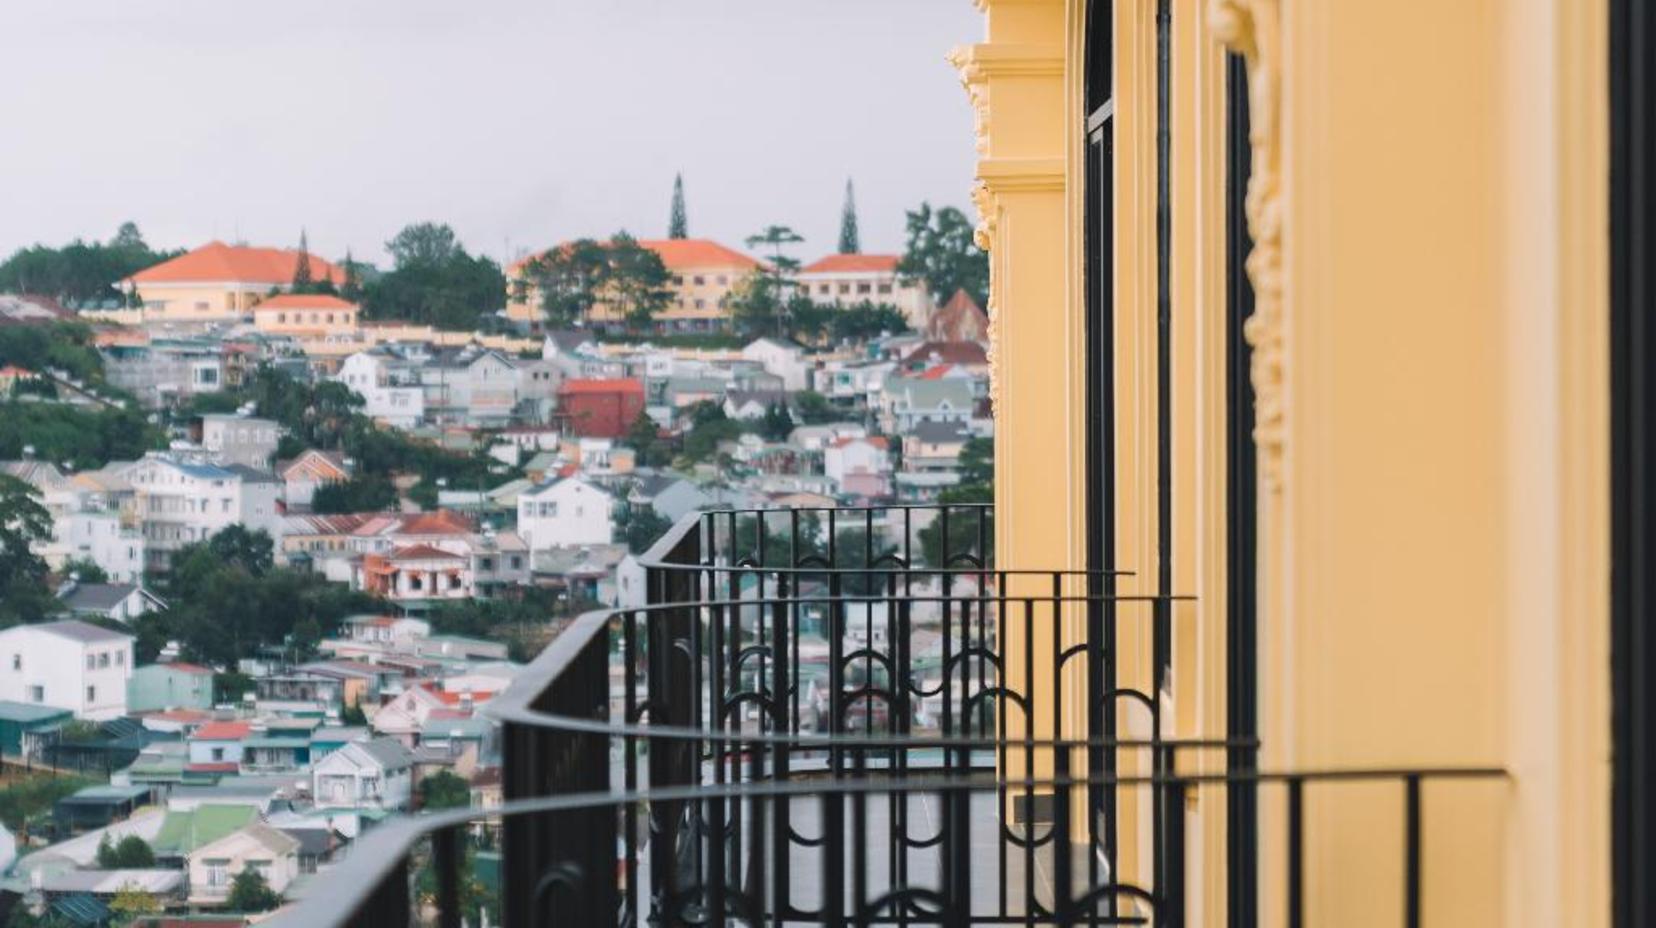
[838,178,861,254]
[341,248,363,301]
[292,228,314,291]
[668,173,689,239]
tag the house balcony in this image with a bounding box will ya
[268,504,1503,927]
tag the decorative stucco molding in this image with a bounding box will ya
[1211,0,1285,492]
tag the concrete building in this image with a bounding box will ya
[127,662,215,713]
[507,239,761,332]
[187,823,301,906]
[199,414,280,469]
[311,738,414,811]
[516,477,613,551]
[334,349,425,428]
[121,241,346,323]
[797,253,933,329]
[0,621,134,720]
[557,378,645,438]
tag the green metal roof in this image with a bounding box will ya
[0,700,72,724]
[150,804,258,856]
[243,736,310,749]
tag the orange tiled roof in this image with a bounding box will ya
[253,294,358,311]
[389,544,466,561]
[510,239,759,274]
[127,241,347,286]
[801,253,901,274]
[190,720,252,741]
[397,510,474,535]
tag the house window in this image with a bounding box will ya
[838,284,851,295]
[86,686,95,703]
[857,283,872,294]
[878,284,893,295]
[212,747,225,761]
[98,653,110,668]
[86,654,96,670]
[510,556,523,570]
[28,685,42,702]
[449,574,462,590]
[206,860,230,887]
[278,313,287,324]
[717,275,729,285]
[116,651,124,666]
[693,276,706,285]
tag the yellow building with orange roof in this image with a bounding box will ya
[122,240,346,324]
[505,238,761,332]
[251,293,361,342]
[797,252,934,329]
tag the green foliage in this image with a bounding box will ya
[916,435,995,569]
[156,526,378,665]
[291,229,314,292]
[0,223,181,306]
[668,173,689,240]
[0,401,161,470]
[594,331,745,350]
[760,402,795,442]
[425,589,557,641]
[898,202,990,308]
[0,474,53,628]
[792,390,837,425]
[414,842,496,926]
[624,410,669,467]
[340,699,367,726]
[0,773,94,833]
[605,232,673,329]
[620,504,673,555]
[681,402,742,463]
[340,249,365,302]
[108,884,162,920]
[311,473,397,513]
[63,558,108,584]
[958,437,994,486]
[364,223,505,330]
[213,671,254,705]
[226,866,282,912]
[418,769,472,811]
[788,299,910,345]
[0,322,107,385]
[96,833,157,868]
[838,178,861,255]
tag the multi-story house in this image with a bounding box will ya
[797,253,934,329]
[822,435,892,498]
[99,337,226,407]
[311,739,414,811]
[516,477,613,552]
[877,376,975,433]
[334,349,426,428]
[277,449,350,509]
[120,454,283,571]
[250,293,361,343]
[126,662,215,713]
[121,241,346,324]
[740,337,812,391]
[557,378,645,438]
[420,347,520,427]
[812,359,894,408]
[198,414,280,469]
[4,460,147,582]
[0,621,134,720]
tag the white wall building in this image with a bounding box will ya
[797,254,934,329]
[516,478,613,551]
[187,824,301,906]
[740,338,811,392]
[335,351,425,428]
[0,620,134,720]
[200,414,280,469]
[312,739,415,811]
[120,454,284,571]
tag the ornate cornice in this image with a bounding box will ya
[1211,0,1285,492]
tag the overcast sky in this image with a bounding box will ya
[0,1,981,268]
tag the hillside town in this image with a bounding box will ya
[0,194,992,923]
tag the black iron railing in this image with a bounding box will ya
[267,504,1505,927]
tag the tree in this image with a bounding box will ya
[365,223,505,330]
[523,238,610,328]
[958,436,994,486]
[226,867,282,912]
[727,273,786,338]
[624,410,667,467]
[606,232,673,330]
[792,390,837,425]
[745,225,805,275]
[620,505,673,555]
[838,178,861,254]
[340,249,364,302]
[418,769,472,811]
[668,172,689,239]
[0,224,182,306]
[63,558,107,584]
[96,833,156,868]
[898,203,990,308]
[760,402,795,441]
[681,402,743,463]
[109,883,161,921]
[311,474,397,514]
[292,228,314,292]
[0,475,53,628]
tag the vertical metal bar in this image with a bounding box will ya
[1287,778,1304,928]
[1405,775,1422,928]
[432,825,461,928]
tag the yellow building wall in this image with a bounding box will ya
[136,283,265,322]
[506,263,755,328]
[969,0,1612,925]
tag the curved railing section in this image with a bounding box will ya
[266,504,1506,928]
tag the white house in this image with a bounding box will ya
[187,720,252,767]
[312,738,415,810]
[516,477,613,551]
[187,823,301,906]
[824,436,893,484]
[57,582,166,623]
[119,454,284,572]
[199,414,280,469]
[335,351,425,428]
[278,450,350,508]
[52,510,145,583]
[0,620,134,720]
[740,338,811,392]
